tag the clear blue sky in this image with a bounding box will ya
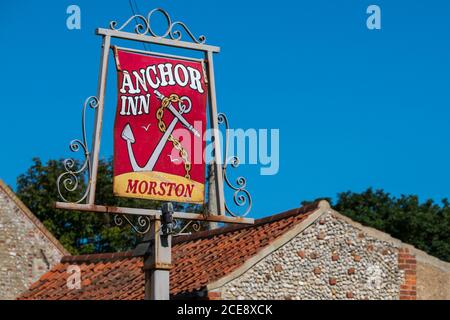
[1,0,450,218]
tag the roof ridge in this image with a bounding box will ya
[172,201,320,245]
[0,179,70,256]
[61,251,134,263]
[58,202,321,263]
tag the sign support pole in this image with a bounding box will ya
[205,50,226,217]
[207,163,219,230]
[88,35,110,205]
[143,206,172,300]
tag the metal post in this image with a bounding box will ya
[207,162,219,230]
[88,35,111,205]
[144,206,172,300]
[205,50,226,216]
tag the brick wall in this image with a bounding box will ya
[398,248,417,300]
[207,291,222,300]
[0,181,67,300]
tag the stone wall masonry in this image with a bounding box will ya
[0,183,66,300]
[221,212,405,300]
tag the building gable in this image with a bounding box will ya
[0,179,68,299]
[217,210,405,300]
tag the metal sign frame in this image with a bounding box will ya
[56,8,253,225]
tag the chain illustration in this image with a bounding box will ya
[156,93,192,179]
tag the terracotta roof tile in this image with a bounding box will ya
[19,202,320,300]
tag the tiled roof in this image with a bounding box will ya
[19,202,320,300]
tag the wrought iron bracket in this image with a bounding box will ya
[172,219,201,236]
[112,215,200,236]
[57,96,98,204]
[218,113,252,217]
[109,8,206,44]
[56,96,154,234]
[113,214,152,235]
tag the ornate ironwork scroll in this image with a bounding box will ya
[57,97,152,235]
[218,113,252,217]
[173,219,201,235]
[113,214,151,235]
[57,96,98,203]
[112,215,200,236]
[109,8,206,44]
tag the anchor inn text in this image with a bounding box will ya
[119,62,205,116]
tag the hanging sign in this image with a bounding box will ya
[112,48,207,204]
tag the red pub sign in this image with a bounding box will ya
[113,48,207,204]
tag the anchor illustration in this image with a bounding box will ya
[121,90,199,174]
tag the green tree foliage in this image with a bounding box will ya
[333,188,450,262]
[16,157,203,255]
